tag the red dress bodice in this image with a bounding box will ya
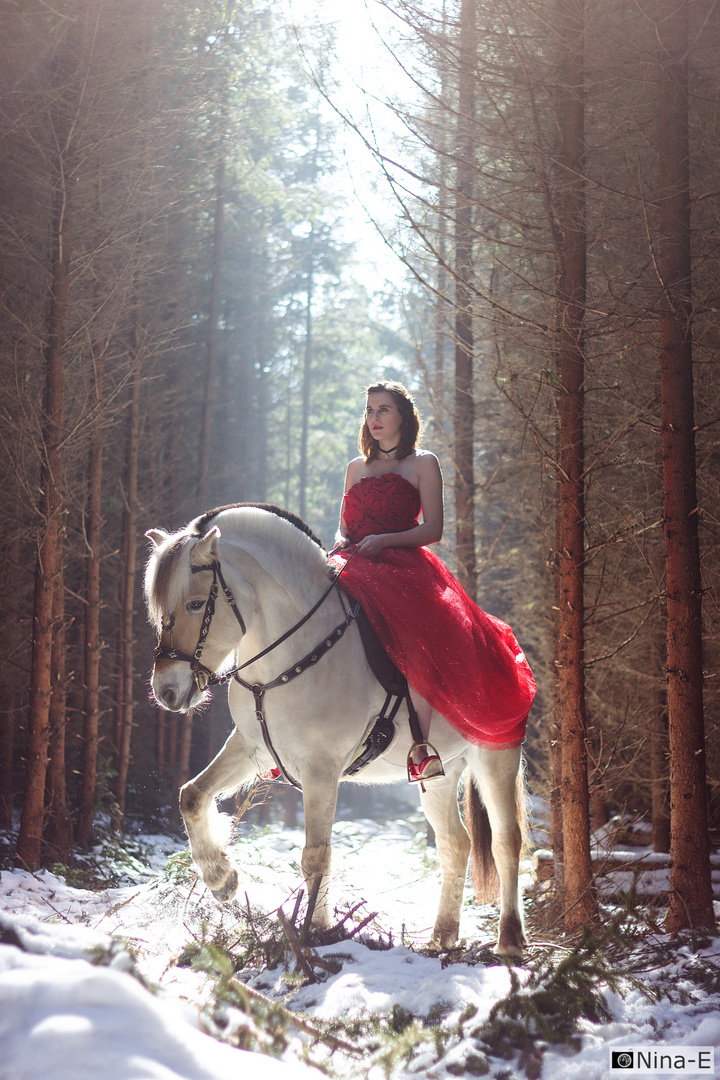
[331,473,535,747]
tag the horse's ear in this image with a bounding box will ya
[194,526,221,563]
[145,529,168,548]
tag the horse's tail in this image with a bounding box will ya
[464,780,498,903]
[464,761,527,904]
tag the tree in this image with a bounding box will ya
[655,0,715,934]
[15,26,75,869]
[552,0,597,930]
[197,149,226,513]
[453,0,478,600]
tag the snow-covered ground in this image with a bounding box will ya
[1,804,719,1080]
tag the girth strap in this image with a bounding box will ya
[235,601,361,789]
[342,692,403,777]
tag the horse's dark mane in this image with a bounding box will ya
[193,503,325,550]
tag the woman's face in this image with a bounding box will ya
[366,392,403,446]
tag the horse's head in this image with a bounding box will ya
[144,524,250,712]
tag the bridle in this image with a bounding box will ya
[152,551,360,787]
[153,560,247,692]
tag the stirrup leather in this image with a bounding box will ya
[407,741,445,790]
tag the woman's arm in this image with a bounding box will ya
[334,460,363,548]
[354,454,444,558]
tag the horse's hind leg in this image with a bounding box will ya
[179,727,254,902]
[469,746,526,958]
[418,763,471,949]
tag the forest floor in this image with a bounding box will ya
[1,794,719,1080]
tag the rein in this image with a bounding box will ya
[153,546,360,788]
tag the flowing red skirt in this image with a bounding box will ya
[331,545,536,747]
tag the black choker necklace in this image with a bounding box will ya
[379,444,399,456]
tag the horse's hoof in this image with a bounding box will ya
[430,923,459,951]
[493,942,525,962]
[210,869,239,903]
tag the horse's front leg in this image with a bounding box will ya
[298,766,341,931]
[180,727,254,902]
[418,762,471,950]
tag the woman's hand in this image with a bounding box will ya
[333,530,354,552]
[355,533,388,559]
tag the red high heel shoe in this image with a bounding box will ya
[407,743,445,787]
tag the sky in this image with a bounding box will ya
[283,0,416,293]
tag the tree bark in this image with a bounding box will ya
[553,0,597,930]
[77,333,105,847]
[299,228,314,523]
[178,711,194,785]
[650,614,671,853]
[156,708,166,781]
[44,553,73,858]
[197,152,225,512]
[453,0,477,600]
[15,141,71,871]
[113,356,141,830]
[656,0,715,934]
[0,534,22,829]
[434,3,450,406]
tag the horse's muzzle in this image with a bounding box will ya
[152,665,206,713]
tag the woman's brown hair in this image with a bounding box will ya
[359,381,422,463]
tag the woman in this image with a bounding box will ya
[331,381,536,784]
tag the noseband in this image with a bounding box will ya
[153,560,246,692]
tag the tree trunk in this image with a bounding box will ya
[453,0,477,600]
[435,208,448,399]
[197,153,225,512]
[178,711,194,784]
[113,358,141,830]
[656,0,715,934]
[256,258,270,502]
[650,613,671,853]
[44,553,73,858]
[77,336,105,847]
[15,148,71,871]
[299,229,314,523]
[157,708,166,781]
[553,0,596,930]
[0,534,22,829]
[167,711,178,786]
[434,3,450,407]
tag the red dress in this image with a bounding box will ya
[330,473,536,747]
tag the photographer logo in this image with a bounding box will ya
[609,1048,715,1074]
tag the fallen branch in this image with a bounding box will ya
[277,908,317,983]
[228,976,361,1055]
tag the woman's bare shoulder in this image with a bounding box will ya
[414,450,442,476]
[345,457,366,486]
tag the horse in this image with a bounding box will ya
[144,503,527,957]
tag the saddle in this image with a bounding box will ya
[343,607,423,776]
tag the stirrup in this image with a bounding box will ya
[407,742,445,791]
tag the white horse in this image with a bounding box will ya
[144,503,527,956]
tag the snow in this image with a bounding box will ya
[1,808,719,1080]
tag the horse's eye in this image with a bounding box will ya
[186,598,206,613]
